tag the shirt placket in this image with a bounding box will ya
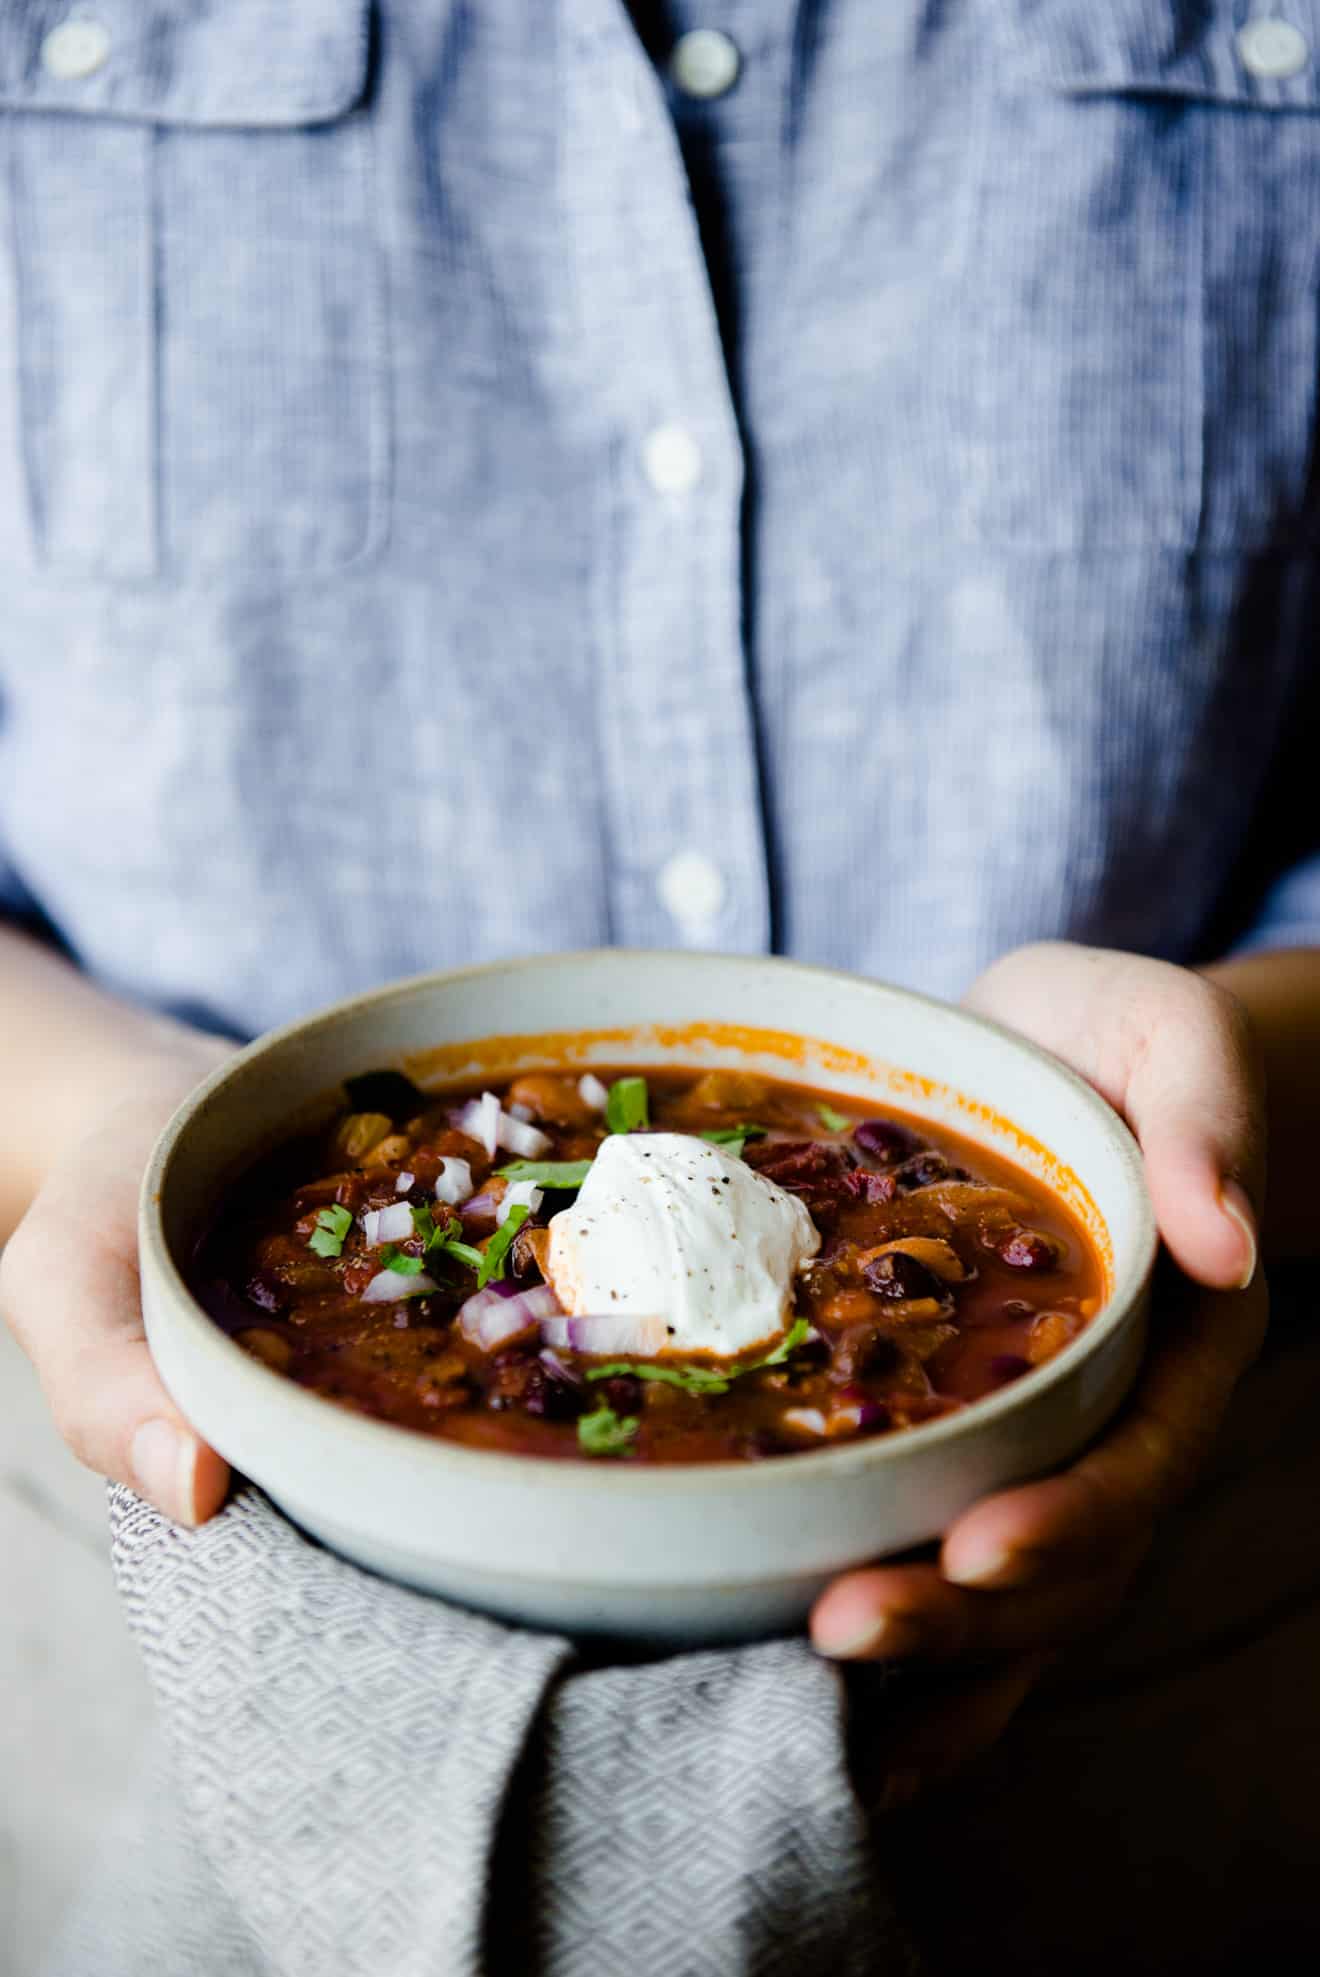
[559,1,771,955]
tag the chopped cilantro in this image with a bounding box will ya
[586,1359,731,1396]
[581,1318,814,1396]
[577,1406,640,1457]
[817,1104,850,1132]
[441,1238,487,1274]
[605,1075,649,1135]
[411,1205,464,1253]
[381,1247,426,1277]
[308,1204,352,1259]
[496,1158,594,1188]
[745,1317,813,1370]
[700,1123,768,1160]
[476,1203,530,1288]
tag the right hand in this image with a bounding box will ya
[1,1039,235,1524]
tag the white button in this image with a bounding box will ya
[41,17,111,81]
[642,424,703,495]
[658,851,727,929]
[1236,18,1309,81]
[669,29,741,101]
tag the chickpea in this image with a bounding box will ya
[334,1111,394,1161]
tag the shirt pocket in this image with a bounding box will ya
[959,1,1320,552]
[0,0,384,583]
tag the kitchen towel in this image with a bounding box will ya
[48,1484,919,1977]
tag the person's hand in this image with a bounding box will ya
[1,1036,235,1525]
[810,942,1270,1805]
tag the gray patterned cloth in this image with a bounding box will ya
[49,1486,917,1977]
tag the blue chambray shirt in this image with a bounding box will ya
[0,0,1318,1039]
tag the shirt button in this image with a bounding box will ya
[658,851,727,931]
[668,29,742,101]
[643,424,703,495]
[1236,19,1309,81]
[41,17,112,81]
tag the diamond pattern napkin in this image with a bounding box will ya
[49,1485,919,1976]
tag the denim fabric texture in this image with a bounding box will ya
[1,0,1318,1035]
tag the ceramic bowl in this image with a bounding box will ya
[139,950,1157,1644]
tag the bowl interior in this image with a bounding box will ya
[152,951,1154,1432]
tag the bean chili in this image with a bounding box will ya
[192,1067,1104,1463]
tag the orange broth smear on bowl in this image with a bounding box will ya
[192,1066,1105,1463]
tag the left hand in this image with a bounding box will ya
[809,942,1270,1807]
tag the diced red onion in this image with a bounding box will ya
[459,1190,497,1226]
[459,1282,562,1351]
[782,1396,885,1439]
[497,1178,544,1226]
[434,1155,474,1207]
[538,1346,585,1387]
[496,1112,552,1159]
[539,1311,671,1356]
[507,1101,535,1123]
[781,1406,829,1438]
[395,1171,415,1194]
[459,1092,501,1158]
[362,1267,437,1303]
[362,1203,414,1246]
[578,1073,610,1113]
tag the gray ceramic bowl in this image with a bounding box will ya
[139,950,1157,1643]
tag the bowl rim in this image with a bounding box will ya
[140,947,1159,1495]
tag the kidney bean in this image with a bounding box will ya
[852,1120,917,1165]
[893,1151,954,1189]
[601,1374,643,1416]
[862,1250,943,1302]
[840,1168,899,1205]
[996,1229,1060,1272]
[520,1362,588,1421]
[988,1353,1031,1385]
[829,1323,901,1383]
[746,1140,856,1189]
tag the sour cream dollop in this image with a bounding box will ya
[546,1133,820,1358]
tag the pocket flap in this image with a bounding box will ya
[0,0,370,128]
[1010,2,1320,109]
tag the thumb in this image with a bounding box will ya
[1122,976,1265,1292]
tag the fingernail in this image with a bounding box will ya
[944,1542,1017,1589]
[879,1769,923,1813]
[816,1610,925,1661]
[1219,1180,1258,1291]
[131,1419,197,1524]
